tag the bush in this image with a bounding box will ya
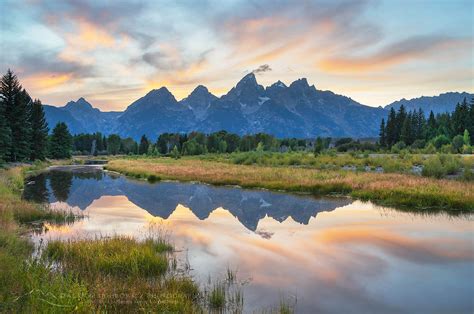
[423,143,437,154]
[452,135,464,153]
[462,145,472,154]
[411,139,426,149]
[421,154,462,178]
[432,135,450,149]
[391,141,406,153]
[440,144,454,154]
[422,156,446,178]
[439,154,462,175]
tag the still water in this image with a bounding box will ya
[23,166,474,313]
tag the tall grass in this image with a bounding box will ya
[44,236,172,277]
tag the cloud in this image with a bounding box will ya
[16,52,93,77]
[318,35,470,73]
[252,64,272,74]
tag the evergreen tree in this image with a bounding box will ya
[0,70,31,161]
[426,111,437,140]
[400,113,412,145]
[49,122,72,159]
[107,134,121,155]
[379,118,386,147]
[138,134,150,155]
[451,98,470,136]
[395,105,407,143]
[29,99,49,160]
[171,145,180,159]
[313,137,324,155]
[0,89,11,162]
[385,108,397,147]
[415,109,426,140]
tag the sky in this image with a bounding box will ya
[1,0,473,111]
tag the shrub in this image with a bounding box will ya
[432,135,450,149]
[452,135,464,153]
[422,156,446,178]
[440,144,454,154]
[439,154,462,175]
[411,139,426,149]
[391,141,406,153]
[462,145,472,154]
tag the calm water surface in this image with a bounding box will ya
[23,166,474,313]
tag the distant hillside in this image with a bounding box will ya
[385,92,473,115]
[43,98,121,135]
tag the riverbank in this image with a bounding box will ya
[0,166,256,312]
[106,157,474,212]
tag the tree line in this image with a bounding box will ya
[379,99,473,153]
[0,70,77,162]
[84,131,313,158]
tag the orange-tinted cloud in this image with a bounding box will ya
[23,73,72,90]
[319,36,470,73]
[319,227,474,263]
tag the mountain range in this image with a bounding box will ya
[43,73,473,140]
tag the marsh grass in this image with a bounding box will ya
[44,236,172,277]
[40,235,203,312]
[107,157,474,212]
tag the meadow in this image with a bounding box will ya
[106,152,474,212]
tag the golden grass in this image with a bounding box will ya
[107,158,474,211]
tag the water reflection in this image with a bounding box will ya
[24,168,351,231]
[23,167,474,313]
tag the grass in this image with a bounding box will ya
[198,151,473,178]
[44,236,172,277]
[208,282,226,309]
[42,236,202,312]
[106,156,474,212]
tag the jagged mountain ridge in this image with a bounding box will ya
[385,92,473,115]
[42,73,471,139]
[43,97,121,135]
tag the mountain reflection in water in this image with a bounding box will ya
[24,168,351,231]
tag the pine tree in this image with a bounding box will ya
[395,105,407,143]
[49,122,72,159]
[313,137,324,155]
[415,109,426,140]
[107,134,121,155]
[426,111,437,140]
[385,108,397,147]
[400,113,413,145]
[0,70,31,161]
[451,98,469,136]
[138,135,150,155]
[29,99,49,160]
[0,91,11,162]
[379,118,386,147]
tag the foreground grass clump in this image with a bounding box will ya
[45,236,172,277]
[107,158,474,211]
[42,235,202,312]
